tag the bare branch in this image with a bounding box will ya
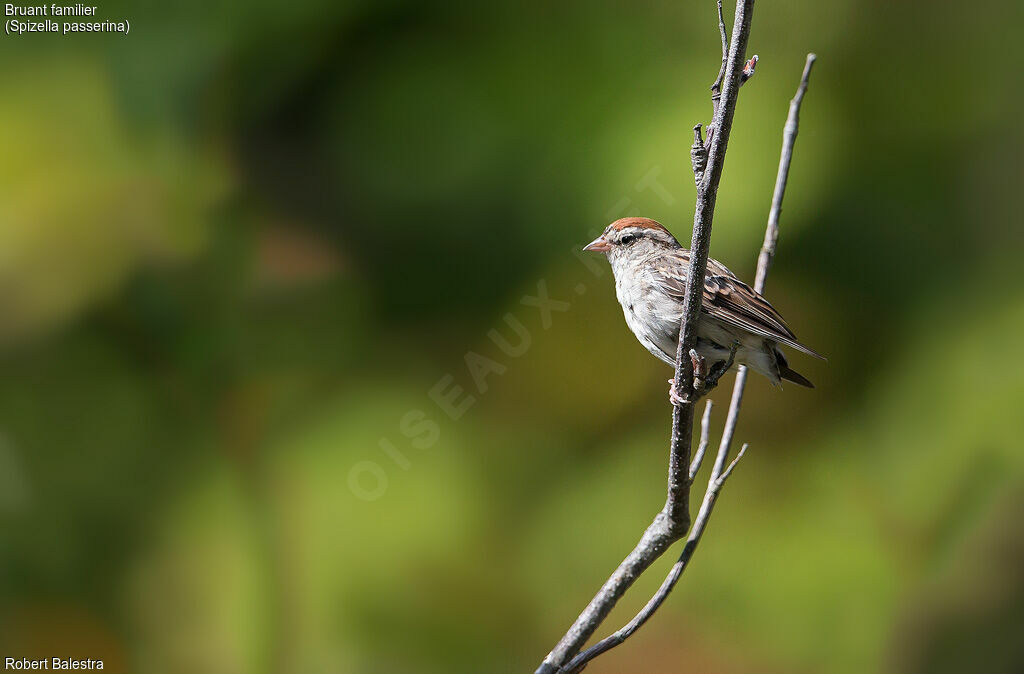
[675,0,755,410]
[717,442,748,483]
[534,6,818,671]
[713,362,747,478]
[717,53,816,477]
[691,125,707,185]
[534,4,756,672]
[689,400,713,480]
[707,3,756,153]
[552,52,819,673]
[755,53,816,292]
[710,0,729,98]
[560,437,749,673]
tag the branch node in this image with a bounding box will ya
[691,126,708,184]
[717,443,748,484]
[742,54,758,81]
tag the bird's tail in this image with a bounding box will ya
[775,348,814,388]
[779,364,814,388]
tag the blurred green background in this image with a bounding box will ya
[1,1,1023,672]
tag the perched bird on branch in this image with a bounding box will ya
[584,217,822,395]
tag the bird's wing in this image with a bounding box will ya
[654,251,824,359]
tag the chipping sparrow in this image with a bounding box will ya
[584,217,822,394]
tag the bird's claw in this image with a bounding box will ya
[689,348,707,393]
[704,342,740,390]
[668,349,707,406]
[668,378,688,406]
[667,376,692,403]
[670,343,740,406]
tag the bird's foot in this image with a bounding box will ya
[668,349,708,406]
[670,344,739,406]
[668,378,688,406]
[704,342,739,390]
[689,349,708,393]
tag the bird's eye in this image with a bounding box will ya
[620,234,638,245]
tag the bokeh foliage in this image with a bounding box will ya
[1,1,1022,672]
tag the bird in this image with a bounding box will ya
[584,217,822,395]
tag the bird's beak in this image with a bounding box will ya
[583,235,611,253]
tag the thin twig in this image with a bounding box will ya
[703,1,729,160]
[710,0,729,100]
[706,3,758,154]
[717,53,816,472]
[689,400,713,480]
[557,53,818,673]
[755,53,816,292]
[533,3,756,673]
[691,125,708,185]
[718,443,748,482]
[560,440,748,673]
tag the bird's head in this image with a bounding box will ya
[583,217,681,262]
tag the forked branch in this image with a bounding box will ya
[534,3,817,671]
[535,2,755,671]
[559,53,817,672]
